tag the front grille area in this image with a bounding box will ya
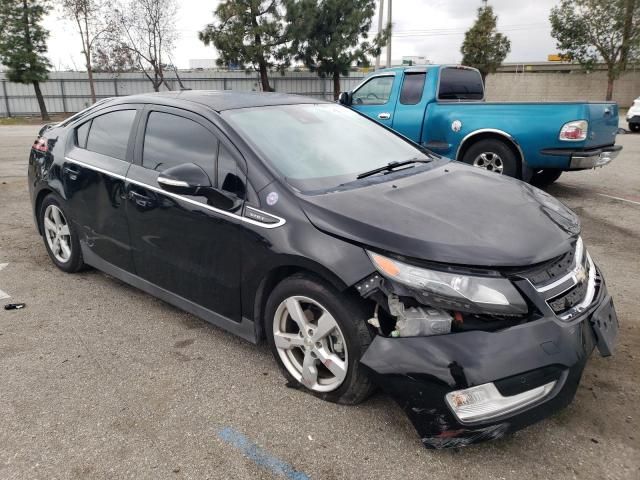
[516,238,599,319]
[548,277,589,314]
[522,248,576,287]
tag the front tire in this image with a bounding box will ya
[265,274,375,405]
[39,194,85,273]
[531,168,563,188]
[629,123,640,132]
[462,138,520,178]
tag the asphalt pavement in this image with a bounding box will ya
[0,123,638,480]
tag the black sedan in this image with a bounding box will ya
[27,91,618,448]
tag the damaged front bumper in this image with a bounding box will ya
[360,280,618,449]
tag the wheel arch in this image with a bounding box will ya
[251,262,351,343]
[456,129,526,177]
[34,187,55,235]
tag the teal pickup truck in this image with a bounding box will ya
[338,65,622,186]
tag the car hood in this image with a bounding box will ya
[297,161,580,267]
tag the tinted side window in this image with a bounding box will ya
[217,145,245,199]
[352,76,394,105]
[85,110,136,160]
[400,73,426,105]
[76,120,91,148]
[143,112,218,174]
[438,68,484,100]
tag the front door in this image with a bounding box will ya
[350,74,398,127]
[62,106,140,271]
[125,106,245,321]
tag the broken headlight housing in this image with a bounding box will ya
[367,251,528,315]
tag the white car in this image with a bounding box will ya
[626,97,640,132]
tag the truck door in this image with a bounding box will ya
[350,74,398,128]
[390,70,429,143]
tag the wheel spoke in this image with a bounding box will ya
[51,207,63,226]
[52,237,60,253]
[311,312,336,342]
[285,297,310,332]
[59,239,71,259]
[273,331,305,350]
[59,224,70,236]
[315,346,347,382]
[301,352,318,387]
[44,217,56,233]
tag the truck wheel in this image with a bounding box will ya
[462,139,519,178]
[630,123,640,132]
[531,169,563,188]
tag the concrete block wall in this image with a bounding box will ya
[485,70,640,107]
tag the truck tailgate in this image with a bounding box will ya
[585,103,619,148]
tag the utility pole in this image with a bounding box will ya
[375,0,385,70]
[386,0,392,68]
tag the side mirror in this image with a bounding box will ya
[157,162,242,212]
[338,91,352,106]
[157,162,211,196]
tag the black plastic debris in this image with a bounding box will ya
[4,303,26,310]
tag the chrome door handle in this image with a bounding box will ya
[378,112,391,120]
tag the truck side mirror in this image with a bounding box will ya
[338,92,352,106]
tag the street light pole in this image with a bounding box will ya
[375,0,385,70]
[386,0,392,68]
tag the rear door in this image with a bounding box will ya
[350,74,398,127]
[62,105,141,271]
[124,105,245,320]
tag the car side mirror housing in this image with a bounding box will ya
[157,162,212,196]
[338,92,352,106]
[157,162,243,212]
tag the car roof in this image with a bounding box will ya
[108,90,331,112]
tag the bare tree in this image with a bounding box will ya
[93,39,137,73]
[113,0,177,91]
[60,0,110,102]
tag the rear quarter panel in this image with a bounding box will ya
[423,102,618,169]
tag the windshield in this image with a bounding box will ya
[223,103,428,190]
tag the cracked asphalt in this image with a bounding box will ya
[0,123,638,479]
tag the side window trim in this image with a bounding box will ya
[352,74,396,106]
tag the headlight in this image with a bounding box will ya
[367,251,528,314]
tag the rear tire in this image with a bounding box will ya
[38,194,85,273]
[265,273,375,405]
[531,169,563,188]
[461,138,520,178]
[629,123,640,132]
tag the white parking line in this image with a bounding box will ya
[0,263,10,300]
[597,193,640,206]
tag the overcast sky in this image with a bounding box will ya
[44,0,560,70]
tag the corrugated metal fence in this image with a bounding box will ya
[0,70,368,116]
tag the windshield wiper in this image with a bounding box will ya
[356,158,431,180]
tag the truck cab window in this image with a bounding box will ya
[438,68,484,100]
[400,73,427,105]
[352,76,394,105]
